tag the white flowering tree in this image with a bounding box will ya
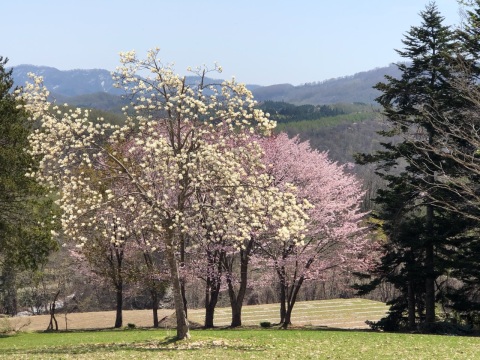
[185,155,310,327]
[17,48,308,339]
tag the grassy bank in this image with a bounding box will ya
[1,328,479,359]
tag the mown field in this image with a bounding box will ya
[2,298,479,359]
[7,298,389,331]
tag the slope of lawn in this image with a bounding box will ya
[1,328,480,359]
[8,298,389,332]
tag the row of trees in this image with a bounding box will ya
[12,49,371,339]
[13,0,480,337]
[356,1,480,332]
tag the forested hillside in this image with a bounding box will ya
[252,64,401,105]
[258,101,385,165]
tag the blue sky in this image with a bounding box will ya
[4,0,465,85]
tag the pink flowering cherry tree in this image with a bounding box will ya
[257,133,371,328]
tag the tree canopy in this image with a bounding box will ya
[0,56,57,315]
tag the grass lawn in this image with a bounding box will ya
[3,299,477,359]
[1,328,480,359]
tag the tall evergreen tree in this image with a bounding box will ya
[368,0,480,327]
[435,0,480,324]
[356,2,463,330]
[457,0,480,73]
[0,56,58,315]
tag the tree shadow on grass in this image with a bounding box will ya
[294,325,383,335]
[1,338,266,357]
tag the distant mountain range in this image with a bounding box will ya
[12,65,122,97]
[252,65,401,105]
[11,64,401,109]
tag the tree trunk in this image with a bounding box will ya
[225,239,253,328]
[142,251,160,328]
[165,232,190,339]
[151,290,159,328]
[180,233,188,318]
[425,204,435,326]
[181,280,188,318]
[407,280,416,330]
[204,248,223,329]
[231,301,243,327]
[279,279,286,324]
[283,306,293,329]
[1,264,17,316]
[424,126,436,327]
[204,295,219,329]
[47,290,60,331]
[114,284,123,328]
[425,241,436,325]
[281,277,304,329]
[204,281,220,328]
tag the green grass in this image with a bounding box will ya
[1,328,480,359]
[3,299,475,359]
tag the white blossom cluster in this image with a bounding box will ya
[17,49,308,259]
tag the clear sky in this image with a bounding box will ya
[3,0,466,86]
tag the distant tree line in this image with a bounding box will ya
[258,101,347,123]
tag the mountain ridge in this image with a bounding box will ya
[10,63,401,107]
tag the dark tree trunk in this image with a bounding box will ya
[47,290,60,331]
[204,303,216,329]
[281,277,304,329]
[181,280,188,318]
[2,265,17,316]
[204,279,220,328]
[225,239,254,328]
[180,233,188,318]
[151,290,159,328]
[165,231,190,340]
[425,204,436,326]
[425,241,435,324]
[142,251,161,328]
[230,301,242,327]
[407,280,416,330]
[423,125,436,327]
[107,239,125,329]
[279,283,286,324]
[227,281,245,327]
[283,306,293,328]
[114,284,123,328]
[204,248,223,329]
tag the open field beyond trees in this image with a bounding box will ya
[7,299,389,332]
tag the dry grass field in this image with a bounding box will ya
[7,298,389,332]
